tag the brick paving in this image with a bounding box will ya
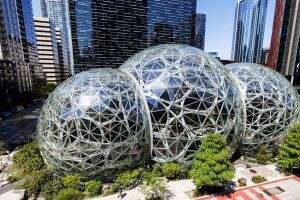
[198,176,300,200]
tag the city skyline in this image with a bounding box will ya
[32,0,275,60]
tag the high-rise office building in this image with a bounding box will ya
[0,0,43,102]
[69,0,197,73]
[194,13,206,50]
[268,0,300,85]
[34,17,61,84]
[40,0,73,74]
[231,0,268,63]
[55,27,70,80]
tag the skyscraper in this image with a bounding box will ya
[34,17,61,84]
[40,0,73,74]
[268,0,300,84]
[194,13,206,50]
[55,27,70,80]
[231,0,268,63]
[0,0,43,102]
[69,0,197,73]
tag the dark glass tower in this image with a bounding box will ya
[69,0,197,73]
[194,13,206,50]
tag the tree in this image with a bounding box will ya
[41,83,56,94]
[256,146,272,165]
[277,123,300,171]
[13,141,45,175]
[161,162,182,180]
[189,133,235,191]
[140,175,167,200]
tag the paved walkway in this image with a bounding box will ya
[90,180,195,200]
[198,176,300,200]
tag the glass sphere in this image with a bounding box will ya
[226,63,300,153]
[37,69,151,177]
[121,44,244,163]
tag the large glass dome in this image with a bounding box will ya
[226,63,300,153]
[121,44,244,163]
[37,69,151,178]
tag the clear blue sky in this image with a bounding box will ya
[33,0,276,60]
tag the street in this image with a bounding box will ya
[0,104,42,145]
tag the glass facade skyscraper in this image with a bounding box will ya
[231,0,268,63]
[69,0,196,73]
[0,0,43,102]
[194,13,206,50]
[40,0,73,74]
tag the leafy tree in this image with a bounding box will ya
[13,141,45,175]
[63,174,82,189]
[189,133,235,190]
[111,168,147,191]
[256,146,272,165]
[54,188,84,200]
[84,180,102,197]
[161,162,182,180]
[140,175,167,200]
[277,123,300,171]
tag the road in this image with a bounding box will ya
[0,104,42,145]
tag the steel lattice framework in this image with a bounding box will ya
[121,44,244,163]
[37,69,151,177]
[226,63,300,153]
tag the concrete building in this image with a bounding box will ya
[268,0,300,85]
[231,0,268,63]
[55,27,70,80]
[34,17,61,84]
[195,13,206,50]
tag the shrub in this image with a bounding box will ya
[251,175,266,184]
[140,176,167,200]
[161,162,182,180]
[13,141,45,176]
[111,168,144,191]
[41,178,64,200]
[84,180,102,197]
[54,188,84,200]
[256,146,272,165]
[152,163,162,177]
[63,174,82,189]
[238,178,247,187]
[19,169,52,197]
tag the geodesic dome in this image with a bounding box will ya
[121,44,244,163]
[37,69,151,177]
[226,63,300,153]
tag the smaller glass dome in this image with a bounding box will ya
[226,63,300,153]
[37,68,151,178]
